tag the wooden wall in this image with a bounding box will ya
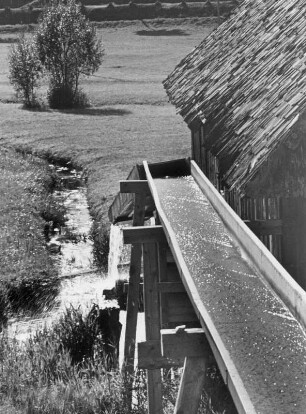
[191,125,306,291]
[191,125,220,190]
[281,198,306,290]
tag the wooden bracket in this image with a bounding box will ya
[120,180,150,195]
[137,326,209,370]
[138,340,184,369]
[122,225,167,244]
[161,326,209,359]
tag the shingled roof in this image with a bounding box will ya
[164,0,306,193]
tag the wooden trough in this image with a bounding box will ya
[113,158,306,414]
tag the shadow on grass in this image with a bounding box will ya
[60,107,132,116]
[136,28,189,36]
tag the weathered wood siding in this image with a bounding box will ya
[281,198,306,290]
[191,125,220,190]
[191,125,306,290]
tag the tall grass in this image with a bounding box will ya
[0,305,146,414]
[0,304,234,414]
[0,147,62,321]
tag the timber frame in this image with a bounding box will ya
[122,222,211,414]
[112,158,306,414]
[120,164,211,414]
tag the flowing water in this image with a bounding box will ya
[7,165,126,341]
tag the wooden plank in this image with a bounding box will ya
[161,327,209,359]
[120,180,150,195]
[148,157,190,179]
[157,281,185,293]
[174,356,208,414]
[122,225,167,245]
[123,192,146,376]
[166,292,200,325]
[245,219,282,235]
[166,262,181,281]
[108,165,140,223]
[143,242,163,414]
[124,281,185,294]
[138,340,183,369]
[158,242,170,329]
[166,248,175,263]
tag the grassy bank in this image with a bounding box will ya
[0,146,61,318]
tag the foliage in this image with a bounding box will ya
[0,306,146,414]
[35,0,104,108]
[8,35,42,107]
[0,302,232,414]
[51,304,105,365]
[0,147,60,318]
[91,220,110,269]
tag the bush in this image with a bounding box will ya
[48,85,89,109]
[8,35,42,108]
[36,0,104,109]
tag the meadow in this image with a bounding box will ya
[0,18,216,221]
[0,17,240,414]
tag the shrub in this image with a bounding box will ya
[35,0,104,109]
[8,35,42,108]
[91,221,110,268]
[48,84,90,109]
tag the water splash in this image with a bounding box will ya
[108,223,130,280]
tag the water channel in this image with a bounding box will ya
[7,165,124,341]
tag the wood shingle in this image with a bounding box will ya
[164,0,306,193]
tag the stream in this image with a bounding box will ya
[7,164,145,364]
[7,165,123,341]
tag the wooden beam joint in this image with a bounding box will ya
[161,326,209,359]
[138,340,184,369]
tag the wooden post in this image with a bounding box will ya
[161,327,210,414]
[174,356,207,414]
[158,242,169,329]
[123,192,146,375]
[143,242,163,414]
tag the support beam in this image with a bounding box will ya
[159,326,210,414]
[123,225,167,245]
[120,180,150,195]
[174,356,208,414]
[123,193,146,376]
[143,242,163,414]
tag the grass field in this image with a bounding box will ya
[0,18,239,414]
[0,18,216,221]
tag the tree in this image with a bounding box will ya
[9,36,42,108]
[35,0,103,108]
